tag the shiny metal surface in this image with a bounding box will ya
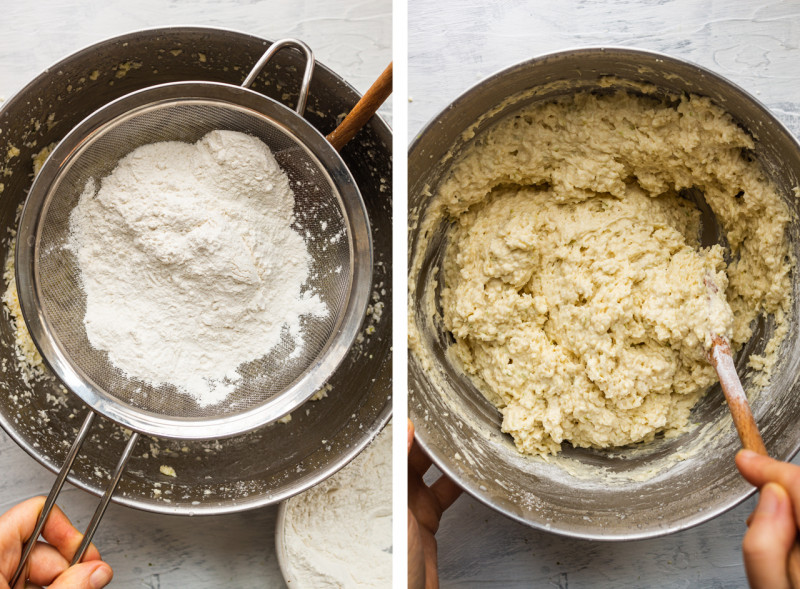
[408,47,800,540]
[0,26,391,515]
[9,411,96,586]
[18,78,372,440]
[241,38,315,114]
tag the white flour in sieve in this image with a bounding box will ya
[67,129,327,406]
[281,423,392,588]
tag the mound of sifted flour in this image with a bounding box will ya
[68,130,327,406]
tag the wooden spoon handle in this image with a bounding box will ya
[709,335,766,454]
[326,62,392,152]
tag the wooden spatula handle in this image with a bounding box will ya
[709,335,766,454]
[710,335,800,586]
[326,63,392,152]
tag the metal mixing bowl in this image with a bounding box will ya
[0,27,391,515]
[408,47,800,540]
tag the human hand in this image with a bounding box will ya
[736,450,800,589]
[0,497,113,589]
[408,419,462,589]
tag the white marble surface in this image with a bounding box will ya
[0,1,390,587]
[409,1,800,587]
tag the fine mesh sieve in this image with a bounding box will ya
[17,43,371,439]
[10,38,374,580]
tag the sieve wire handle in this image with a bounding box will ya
[71,431,139,565]
[11,411,96,587]
[241,38,315,117]
[10,412,140,586]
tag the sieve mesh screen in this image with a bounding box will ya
[32,98,354,422]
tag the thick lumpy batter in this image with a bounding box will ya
[431,91,792,456]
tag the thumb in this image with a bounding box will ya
[48,561,113,589]
[742,483,796,589]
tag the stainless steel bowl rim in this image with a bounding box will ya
[409,46,800,540]
[0,26,392,516]
[411,45,792,159]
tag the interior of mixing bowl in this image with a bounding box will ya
[0,27,391,514]
[409,47,800,539]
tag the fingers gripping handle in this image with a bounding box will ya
[10,412,96,587]
[711,337,800,586]
[10,412,139,586]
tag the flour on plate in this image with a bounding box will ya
[68,130,327,406]
[282,423,392,588]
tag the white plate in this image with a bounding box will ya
[274,502,300,587]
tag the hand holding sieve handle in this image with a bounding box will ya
[10,412,96,587]
[10,412,139,586]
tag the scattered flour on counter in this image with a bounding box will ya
[68,130,327,406]
[282,423,392,588]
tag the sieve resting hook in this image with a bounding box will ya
[241,38,315,117]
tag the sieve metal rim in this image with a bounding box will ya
[17,80,373,440]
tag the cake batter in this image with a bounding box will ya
[429,90,792,456]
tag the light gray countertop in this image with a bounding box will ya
[0,1,390,587]
[409,1,800,587]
